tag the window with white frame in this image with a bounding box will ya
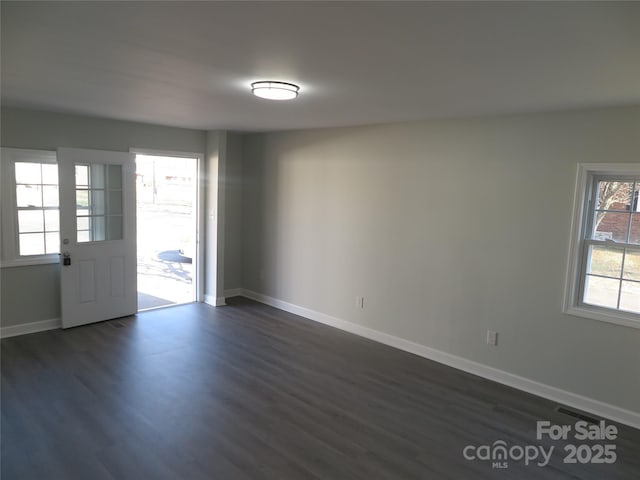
[565,164,640,328]
[1,148,59,266]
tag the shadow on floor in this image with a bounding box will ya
[138,292,176,311]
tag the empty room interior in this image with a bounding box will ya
[1,2,640,479]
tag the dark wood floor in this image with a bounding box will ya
[2,297,639,479]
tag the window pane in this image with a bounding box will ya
[45,232,59,254]
[11,155,60,258]
[43,186,59,207]
[15,162,41,184]
[76,189,89,209]
[16,185,42,207]
[76,189,108,215]
[630,214,640,245]
[623,250,640,281]
[77,216,89,230]
[619,281,640,314]
[586,245,623,278]
[19,233,45,256]
[583,275,620,309]
[108,190,123,215]
[78,216,106,242]
[90,190,106,215]
[72,164,123,244]
[108,164,122,189]
[596,181,633,211]
[107,215,123,240]
[18,210,44,233]
[593,212,629,242]
[90,164,105,189]
[45,210,60,231]
[42,164,58,185]
[75,165,89,186]
[92,216,106,242]
[633,183,640,213]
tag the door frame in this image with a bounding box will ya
[130,148,205,304]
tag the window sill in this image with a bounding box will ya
[1,256,60,269]
[564,305,640,330]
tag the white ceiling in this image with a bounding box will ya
[2,1,639,132]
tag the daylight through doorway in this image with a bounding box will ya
[136,154,197,311]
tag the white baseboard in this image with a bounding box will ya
[1,317,61,339]
[224,288,243,298]
[239,288,640,430]
[204,294,227,307]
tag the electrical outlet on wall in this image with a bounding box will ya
[486,330,498,346]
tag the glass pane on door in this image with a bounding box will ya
[76,163,123,242]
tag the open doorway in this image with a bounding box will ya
[135,153,199,311]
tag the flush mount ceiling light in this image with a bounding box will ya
[251,81,300,100]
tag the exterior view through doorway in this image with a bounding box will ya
[135,153,198,311]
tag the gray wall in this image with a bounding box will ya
[1,264,60,327]
[241,106,640,412]
[2,107,206,153]
[1,107,207,326]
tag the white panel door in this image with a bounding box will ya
[58,148,137,328]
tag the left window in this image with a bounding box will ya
[1,148,59,267]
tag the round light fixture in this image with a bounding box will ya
[251,81,299,100]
